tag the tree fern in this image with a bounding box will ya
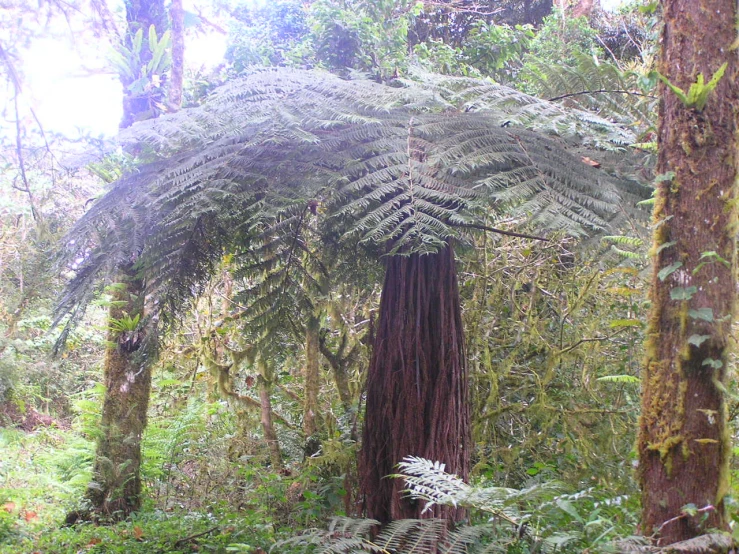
[55,67,649,340]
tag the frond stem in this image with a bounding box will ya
[547,90,656,102]
[452,222,549,242]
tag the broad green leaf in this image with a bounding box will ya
[148,24,158,53]
[132,28,143,56]
[687,334,711,347]
[658,261,682,281]
[670,286,697,300]
[688,308,714,322]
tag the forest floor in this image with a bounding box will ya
[0,423,284,553]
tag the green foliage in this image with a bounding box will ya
[459,21,534,80]
[224,1,542,83]
[226,0,310,70]
[109,23,172,119]
[525,52,657,142]
[0,426,94,547]
[412,21,533,80]
[55,67,646,344]
[308,0,411,78]
[525,10,601,76]
[108,313,141,334]
[461,232,647,489]
[276,456,640,553]
[656,62,728,112]
[2,507,277,554]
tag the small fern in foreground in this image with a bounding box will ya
[273,456,639,553]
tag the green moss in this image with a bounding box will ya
[695,179,719,201]
[647,433,683,458]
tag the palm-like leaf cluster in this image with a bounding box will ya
[55,67,648,337]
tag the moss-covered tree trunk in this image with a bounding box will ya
[360,245,469,523]
[638,0,738,546]
[72,1,168,522]
[319,334,354,414]
[86,267,152,520]
[303,315,321,456]
[257,363,282,469]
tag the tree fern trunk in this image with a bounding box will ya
[85,267,152,521]
[638,0,738,545]
[360,245,470,523]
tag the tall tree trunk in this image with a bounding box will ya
[85,267,152,521]
[67,0,168,524]
[638,0,738,546]
[303,315,321,456]
[360,245,469,523]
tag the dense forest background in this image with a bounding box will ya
[0,0,736,552]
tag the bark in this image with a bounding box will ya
[360,245,470,523]
[303,315,321,455]
[85,267,152,521]
[638,0,738,547]
[168,0,184,110]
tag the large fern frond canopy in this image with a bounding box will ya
[56,67,647,327]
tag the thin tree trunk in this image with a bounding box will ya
[303,315,320,455]
[330,360,351,413]
[360,245,469,523]
[638,0,738,546]
[258,368,282,469]
[168,0,184,110]
[318,333,354,413]
[65,0,167,526]
[85,267,152,521]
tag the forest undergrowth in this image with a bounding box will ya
[5,1,739,553]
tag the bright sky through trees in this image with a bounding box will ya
[7,0,626,139]
[6,1,227,138]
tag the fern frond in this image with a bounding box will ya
[54,67,649,342]
[525,54,656,139]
